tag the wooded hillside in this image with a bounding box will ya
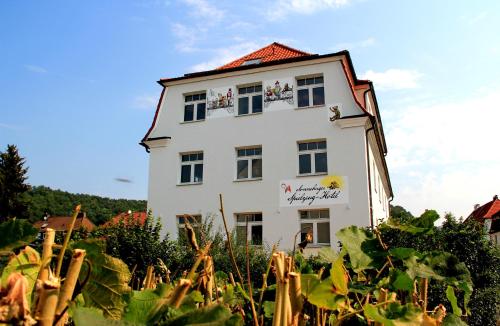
[26,186,146,225]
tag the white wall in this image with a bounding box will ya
[146,60,375,250]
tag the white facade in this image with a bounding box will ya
[142,49,392,251]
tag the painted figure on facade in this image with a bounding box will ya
[264,79,294,106]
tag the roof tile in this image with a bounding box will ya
[217,42,311,70]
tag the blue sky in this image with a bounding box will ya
[1,0,499,218]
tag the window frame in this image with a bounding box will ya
[235,212,263,246]
[235,146,262,181]
[177,214,202,239]
[297,140,327,176]
[299,209,330,246]
[296,75,325,108]
[236,84,263,116]
[179,151,204,185]
[183,92,207,122]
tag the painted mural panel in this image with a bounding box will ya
[280,175,349,207]
[207,86,235,118]
[263,78,295,111]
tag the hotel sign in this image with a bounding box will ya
[280,175,349,207]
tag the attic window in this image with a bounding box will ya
[242,59,262,66]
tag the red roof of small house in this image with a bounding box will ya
[102,211,148,227]
[33,214,95,232]
[467,195,500,222]
[217,42,310,70]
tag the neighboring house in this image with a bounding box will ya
[102,211,148,227]
[141,42,393,250]
[34,212,95,233]
[466,195,500,245]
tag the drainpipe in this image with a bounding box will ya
[365,124,375,229]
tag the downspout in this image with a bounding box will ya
[365,124,375,229]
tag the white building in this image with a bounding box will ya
[141,43,392,251]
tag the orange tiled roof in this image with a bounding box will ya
[34,215,95,232]
[102,211,148,227]
[217,42,311,70]
[467,195,500,221]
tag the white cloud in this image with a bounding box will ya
[267,0,350,20]
[24,64,47,73]
[361,69,423,91]
[171,23,200,53]
[0,122,19,130]
[190,41,262,72]
[133,95,158,110]
[387,88,500,218]
[181,0,224,21]
[333,37,376,51]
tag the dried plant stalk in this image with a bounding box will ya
[187,241,212,281]
[145,265,154,289]
[218,194,244,285]
[55,205,81,277]
[419,278,428,313]
[168,279,192,308]
[203,256,214,305]
[36,280,60,326]
[55,249,86,320]
[39,228,55,282]
[289,272,303,325]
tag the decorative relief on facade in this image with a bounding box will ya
[279,175,349,207]
[264,79,294,108]
[207,87,235,118]
[328,104,342,122]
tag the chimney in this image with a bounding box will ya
[77,212,86,219]
[494,195,498,201]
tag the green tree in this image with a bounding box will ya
[380,209,500,326]
[0,145,30,221]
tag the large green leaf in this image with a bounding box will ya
[441,314,467,326]
[330,256,348,295]
[300,274,320,299]
[72,240,131,319]
[386,210,439,235]
[263,301,275,318]
[389,248,419,260]
[123,283,171,324]
[363,302,423,326]
[307,281,345,310]
[390,269,413,292]
[0,246,41,306]
[71,306,136,326]
[161,304,243,325]
[446,286,462,316]
[0,219,38,253]
[336,226,383,272]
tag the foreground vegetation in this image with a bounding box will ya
[2,202,498,325]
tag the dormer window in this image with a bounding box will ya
[297,75,325,108]
[184,92,206,122]
[242,59,262,66]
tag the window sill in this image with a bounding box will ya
[296,172,328,178]
[180,119,205,124]
[177,182,203,186]
[306,244,330,248]
[295,104,325,110]
[235,112,263,118]
[233,178,262,183]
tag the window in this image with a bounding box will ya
[235,213,263,245]
[180,152,203,184]
[237,85,263,115]
[236,146,262,180]
[299,209,330,245]
[177,214,202,240]
[242,59,262,66]
[297,140,327,175]
[184,92,206,122]
[296,76,325,108]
